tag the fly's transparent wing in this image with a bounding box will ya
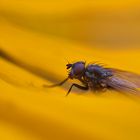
[107,77,140,95]
[107,68,140,88]
[106,68,140,95]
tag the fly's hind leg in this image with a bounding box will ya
[66,84,89,96]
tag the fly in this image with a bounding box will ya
[45,61,140,96]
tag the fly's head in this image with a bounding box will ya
[66,61,85,79]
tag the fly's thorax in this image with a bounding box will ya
[84,64,113,90]
[85,64,113,79]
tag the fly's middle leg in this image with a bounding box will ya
[66,84,89,96]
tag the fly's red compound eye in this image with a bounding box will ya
[72,62,85,75]
[68,61,85,79]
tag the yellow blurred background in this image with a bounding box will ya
[0,0,140,140]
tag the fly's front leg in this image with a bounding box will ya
[66,84,89,96]
[44,77,69,87]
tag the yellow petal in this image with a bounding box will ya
[0,1,140,140]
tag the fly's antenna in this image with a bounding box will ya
[65,58,71,65]
[64,58,73,69]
